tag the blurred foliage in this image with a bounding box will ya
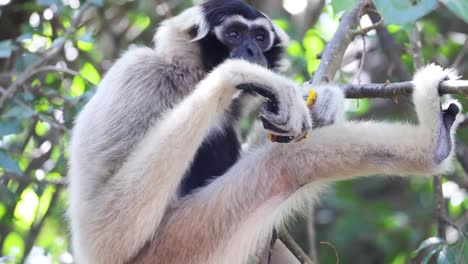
[0,0,467,263]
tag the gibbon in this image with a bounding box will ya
[68,1,461,263]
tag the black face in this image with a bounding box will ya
[219,21,270,67]
[197,0,285,71]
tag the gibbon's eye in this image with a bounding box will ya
[255,33,266,42]
[227,30,240,39]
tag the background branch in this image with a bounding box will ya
[0,2,93,112]
[310,0,369,84]
[1,172,67,187]
[337,79,468,98]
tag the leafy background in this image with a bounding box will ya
[0,0,467,263]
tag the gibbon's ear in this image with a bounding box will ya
[189,20,210,42]
[156,6,210,43]
[260,12,290,47]
[271,23,290,47]
[173,6,210,42]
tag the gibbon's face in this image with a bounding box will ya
[197,0,286,71]
[213,16,274,67]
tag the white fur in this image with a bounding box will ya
[69,57,312,263]
[137,64,460,264]
[154,6,208,63]
[68,3,461,263]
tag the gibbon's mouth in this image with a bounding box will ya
[230,42,268,67]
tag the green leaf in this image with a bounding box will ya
[414,237,445,253]
[437,246,456,264]
[374,0,438,25]
[35,120,50,137]
[70,76,86,97]
[441,0,468,24]
[0,185,16,206]
[133,15,151,31]
[78,32,94,43]
[50,36,64,48]
[0,150,22,175]
[4,106,34,120]
[287,40,303,57]
[89,0,104,6]
[0,118,23,137]
[15,53,38,72]
[2,232,24,260]
[0,40,12,59]
[79,62,101,85]
[77,33,95,52]
[331,0,359,13]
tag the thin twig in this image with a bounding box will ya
[0,2,93,112]
[0,87,70,132]
[411,21,446,242]
[1,172,67,187]
[440,214,468,237]
[355,33,366,84]
[368,7,411,81]
[27,65,80,78]
[433,175,446,239]
[452,38,468,69]
[319,241,339,264]
[410,22,424,70]
[350,9,384,37]
[277,228,313,264]
[310,0,370,84]
[156,0,173,18]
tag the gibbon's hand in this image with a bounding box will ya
[212,60,311,141]
[238,82,311,141]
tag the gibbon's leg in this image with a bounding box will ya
[77,59,311,264]
[132,65,461,264]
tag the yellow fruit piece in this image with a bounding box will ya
[268,134,276,142]
[306,89,317,108]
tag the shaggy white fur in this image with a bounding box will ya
[68,2,461,263]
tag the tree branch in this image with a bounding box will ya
[1,172,67,187]
[433,175,446,239]
[350,9,384,37]
[310,0,369,84]
[305,1,370,262]
[0,2,93,112]
[0,86,70,132]
[368,10,411,81]
[451,37,468,69]
[338,79,468,99]
[277,228,314,264]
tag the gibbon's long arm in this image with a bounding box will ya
[131,64,461,264]
[70,58,311,263]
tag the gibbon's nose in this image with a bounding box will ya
[232,41,268,67]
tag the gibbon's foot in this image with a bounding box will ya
[436,100,461,163]
[301,84,346,127]
[412,63,461,163]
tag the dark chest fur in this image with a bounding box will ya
[179,98,242,196]
[179,124,240,196]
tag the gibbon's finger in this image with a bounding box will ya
[268,89,317,143]
[237,83,279,113]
